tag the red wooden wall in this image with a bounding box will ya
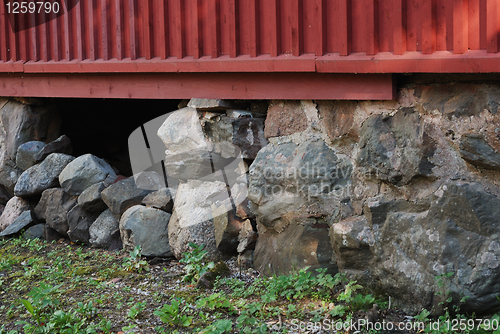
[1,0,500,73]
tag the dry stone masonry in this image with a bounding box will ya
[1,81,500,316]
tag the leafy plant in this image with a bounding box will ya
[196,293,234,312]
[179,243,215,283]
[154,297,193,327]
[199,319,233,334]
[127,301,146,320]
[122,245,149,273]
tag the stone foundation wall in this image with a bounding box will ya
[1,81,500,315]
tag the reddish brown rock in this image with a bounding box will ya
[317,100,357,140]
[264,101,308,138]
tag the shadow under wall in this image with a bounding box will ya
[55,98,182,177]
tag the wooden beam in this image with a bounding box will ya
[0,72,395,100]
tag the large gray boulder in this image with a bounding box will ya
[16,141,46,171]
[59,154,116,195]
[331,182,500,315]
[248,139,350,275]
[35,188,77,236]
[0,196,30,232]
[119,205,171,257]
[101,178,152,215]
[89,209,120,249]
[67,205,100,245]
[356,108,436,186]
[14,153,75,197]
[168,180,228,261]
[0,100,61,193]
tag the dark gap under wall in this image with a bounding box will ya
[55,98,182,177]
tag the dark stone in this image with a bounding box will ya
[16,141,46,171]
[101,177,153,215]
[37,188,77,236]
[23,224,45,240]
[77,182,108,213]
[254,215,337,276]
[356,108,436,186]
[460,134,500,170]
[196,261,230,289]
[89,209,120,249]
[231,118,268,159]
[107,229,123,251]
[34,135,73,162]
[414,83,500,118]
[43,225,64,243]
[214,210,247,254]
[67,205,100,245]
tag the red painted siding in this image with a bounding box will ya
[1,0,500,74]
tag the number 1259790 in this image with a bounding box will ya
[6,1,60,14]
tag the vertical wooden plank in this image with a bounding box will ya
[393,0,406,55]
[189,0,202,58]
[18,12,27,61]
[74,0,83,60]
[406,0,418,51]
[153,0,166,59]
[39,10,48,61]
[281,0,302,56]
[139,0,150,59]
[244,0,259,56]
[479,0,487,49]
[453,0,467,53]
[209,0,221,57]
[435,0,447,50]
[109,0,117,59]
[63,0,71,60]
[85,0,95,60]
[50,11,59,61]
[365,0,378,55]
[313,0,325,55]
[101,0,109,60]
[422,0,435,54]
[0,3,7,61]
[168,0,184,58]
[227,0,239,57]
[269,0,281,56]
[129,0,137,59]
[486,0,497,52]
[28,11,37,60]
[95,0,102,59]
[8,12,17,60]
[468,0,480,50]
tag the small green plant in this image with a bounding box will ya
[127,301,146,319]
[122,245,149,273]
[196,293,234,313]
[178,242,214,283]
[199,319,233,334]
[154,297,193,327]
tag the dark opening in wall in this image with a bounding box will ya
[55,98,182,177]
